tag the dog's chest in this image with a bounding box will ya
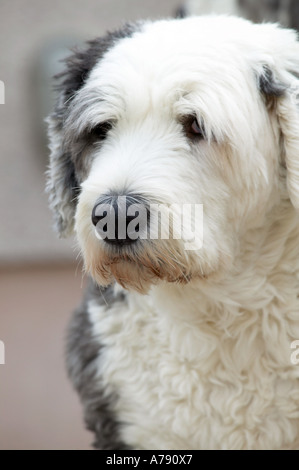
[88,292,299,450]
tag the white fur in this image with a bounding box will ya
[71,17,299,449]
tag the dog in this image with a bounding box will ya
[47,15,299,450]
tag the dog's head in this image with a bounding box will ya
[47,16,299,292]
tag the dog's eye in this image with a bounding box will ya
[183,116,205,140]
[190,119,203,135]
[89,121,113,141]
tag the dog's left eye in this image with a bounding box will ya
[190,119,203,135]
[183,116,205,140]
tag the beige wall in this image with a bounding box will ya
[0,0,179,265]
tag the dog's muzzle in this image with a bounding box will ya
[92,194,149,246]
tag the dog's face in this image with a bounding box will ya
[48,16,299,291]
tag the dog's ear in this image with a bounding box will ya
[47,110,79,237]
[258,63,299,210]
[47,24,140,237]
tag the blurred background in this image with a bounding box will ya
[0,0,297,450]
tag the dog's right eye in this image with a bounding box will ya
[89,121,113,141]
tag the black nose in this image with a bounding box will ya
[92,194,149,246]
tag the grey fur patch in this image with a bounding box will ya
[66,279,128,450]
[258,66,286,98]
[55,23,142,107]
[257,66,287,112]
[47,22,142,237]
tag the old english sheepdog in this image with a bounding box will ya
[47,15,299,450]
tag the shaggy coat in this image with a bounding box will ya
[48,16,299,449]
